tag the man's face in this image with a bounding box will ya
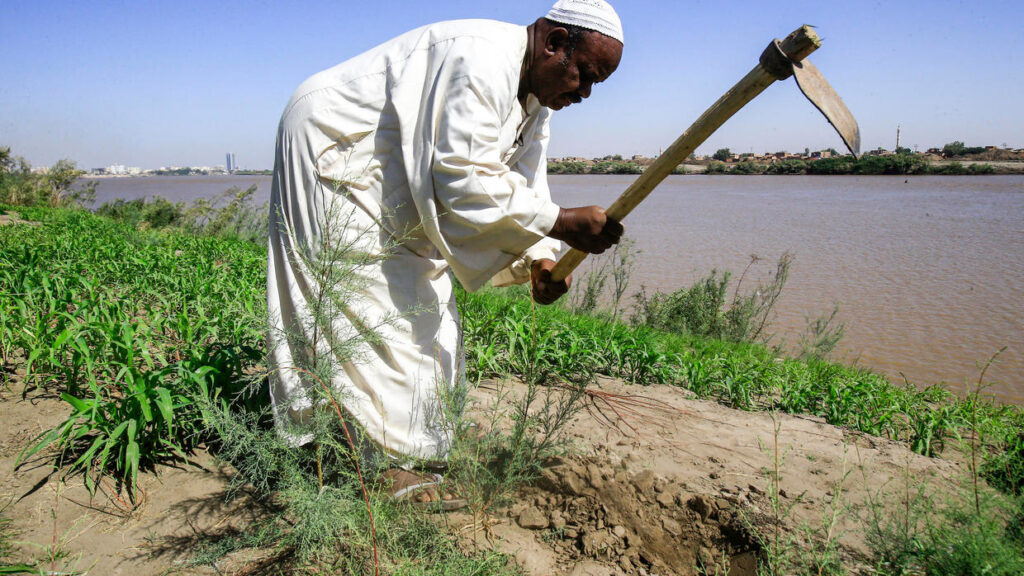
[534,30,623,111]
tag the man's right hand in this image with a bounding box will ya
[548,206,624,254]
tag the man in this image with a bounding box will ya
[267,0,624,502]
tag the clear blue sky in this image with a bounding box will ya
[2,0,1022,170]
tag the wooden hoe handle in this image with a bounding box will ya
[551,25,822,282]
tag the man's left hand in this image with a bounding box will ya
[531,258,571,305]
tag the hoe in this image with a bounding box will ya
[552,25,861,281]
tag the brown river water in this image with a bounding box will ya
[91,174,1024,402]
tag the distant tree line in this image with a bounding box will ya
[942,141,987,157]
[548,155,643,175]
[704,154,996,176]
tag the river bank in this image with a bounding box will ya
[2,204,1023,574]
[548,155,1024,176]
[70,173,1024,402]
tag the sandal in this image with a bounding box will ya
[381,468,467,512]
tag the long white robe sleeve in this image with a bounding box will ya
[267,20,564,459]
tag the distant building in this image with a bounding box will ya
[226,153,236,173]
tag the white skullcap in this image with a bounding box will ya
[546,0,624,45]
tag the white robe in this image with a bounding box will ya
[267,19,562,459]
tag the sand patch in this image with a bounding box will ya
[451,377,964,575]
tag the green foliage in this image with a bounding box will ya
[704,161,728,174]
[181,184,268,242]
[547,158,642,175]
[634,254,791,344]
[730,161,763,174]
[713,148,732,161]
[928,161,967,175]
[943,141,986,157]
[984,429,1024,496]
[943,141,967,156]
[547,160,588,174]
[95,196,186,228]
[635,270,731,338]
[3,208,266,498]
[195,390,520,575]
[589,160,642,174]
[0,147,95,208]
[0,505,30,574]
[805,156,856,175]
[765,159,808,174]
[864,481,1024,575]
[745,418,848,576]
[853,154,929,175]
[797,305,845,361]
[95,186,267,241]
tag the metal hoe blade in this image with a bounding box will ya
[792,59,861,157]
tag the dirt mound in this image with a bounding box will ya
[457,377,964,576]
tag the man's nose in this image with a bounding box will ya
[578,82,592,99]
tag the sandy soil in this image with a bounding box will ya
[1,376,966,575]
[453,377,964,576]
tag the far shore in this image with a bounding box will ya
[671,160,1024,175]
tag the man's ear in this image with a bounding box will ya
[543,27,570,57]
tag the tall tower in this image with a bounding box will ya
[225,153,233,173]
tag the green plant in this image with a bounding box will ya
[0,502,35,574]
[95,196,186,229]
[0,148,94,208]
[797,305,845,360]
[634,253,792,344]
[17,345,258,499]
[3,207,266,501]
[182,184,268,242]
[744,415,847,576]
[568,255,609,314]
[859,353,1024,576]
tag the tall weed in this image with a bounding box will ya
[633,253,793,343]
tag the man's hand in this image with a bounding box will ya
[548,206,624,254]
[531,258,571,305]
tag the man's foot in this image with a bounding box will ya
[380,468,467,512]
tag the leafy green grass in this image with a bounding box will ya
[460,286,1023,461]
[3,205,265,496]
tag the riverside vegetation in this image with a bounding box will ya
[547,151,1007,177]
[2,147,1024,574]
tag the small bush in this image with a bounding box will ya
[929,162,968,175]
[96,196,187,228]
[633,253,792,344]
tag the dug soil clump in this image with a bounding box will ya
[518,455,761,575]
